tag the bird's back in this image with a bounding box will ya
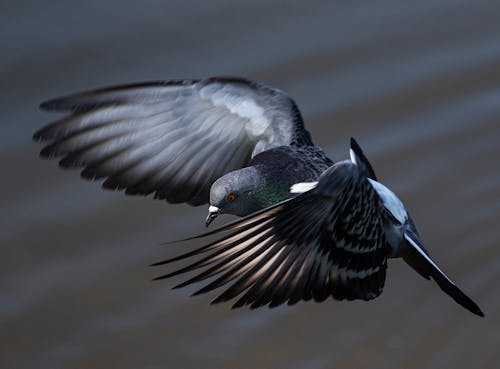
[248,145,333,209]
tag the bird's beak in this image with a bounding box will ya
[205,205,220,227]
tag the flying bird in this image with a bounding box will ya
[34,77,483,316]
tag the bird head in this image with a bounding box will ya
[206,167,263,226]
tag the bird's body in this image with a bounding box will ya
[34,77,483,317]
[249,146,333,208]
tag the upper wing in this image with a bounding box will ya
[153,161,390,308]
[34,77,313,205]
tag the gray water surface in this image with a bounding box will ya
[2,1,499,368]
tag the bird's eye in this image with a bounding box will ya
[226,193,237,202]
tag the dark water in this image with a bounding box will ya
[2,1,499,368]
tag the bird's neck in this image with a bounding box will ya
[253,167,294,209]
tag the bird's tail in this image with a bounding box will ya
[403,230,484,317]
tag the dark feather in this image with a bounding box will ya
[350,137,377,181]
[153,161,390,308]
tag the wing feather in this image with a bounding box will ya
[154,161,391,308]
[35,77,312,205]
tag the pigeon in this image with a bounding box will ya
[34,77,483,316]
[151,138,484,316]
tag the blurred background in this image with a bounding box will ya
[1,1,499,368]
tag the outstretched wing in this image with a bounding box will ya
[153,161,390,308]
[34,77,313,205]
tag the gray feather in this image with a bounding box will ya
[35,77,314,206]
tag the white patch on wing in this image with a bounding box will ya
[404,233,455,285]
[200,84,269,138]
[290,181,318,194]
[368,179,408,223]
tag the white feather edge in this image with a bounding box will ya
[349,148,358,165]
[289,181,318,194]
[403,233,455,285]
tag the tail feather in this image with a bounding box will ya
[403,232,484,317]
[430,266,484,317]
